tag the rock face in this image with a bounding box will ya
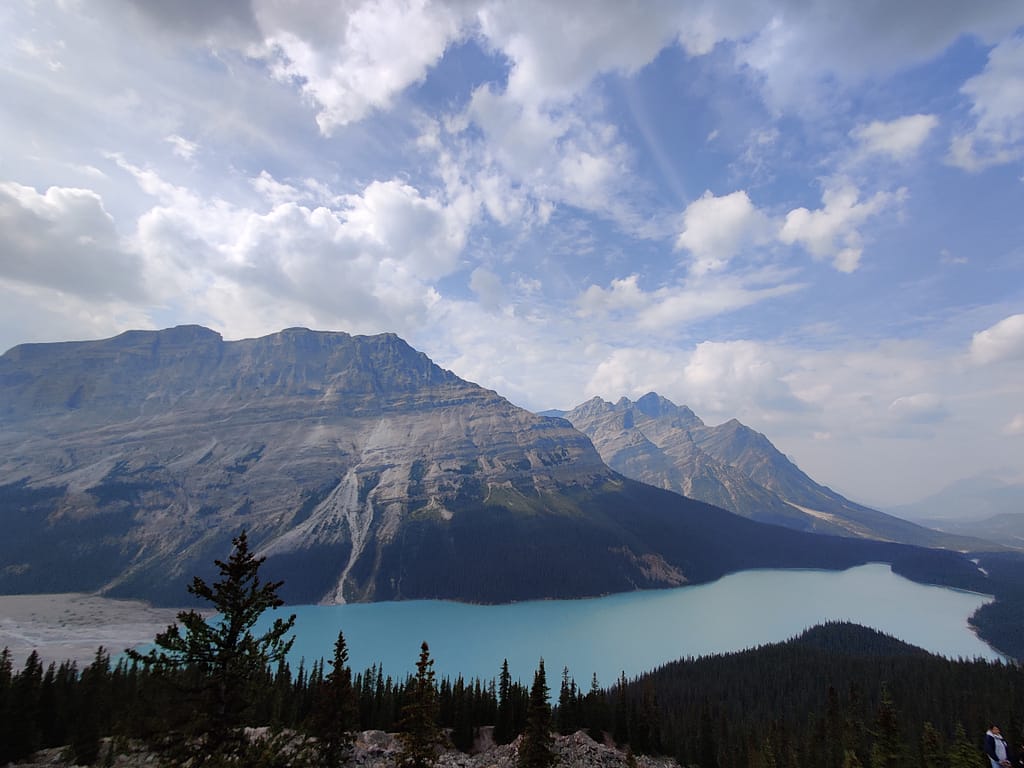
[565,393,976,548]
[0,327,952,606]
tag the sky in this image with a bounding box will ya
[2,1,1023,508]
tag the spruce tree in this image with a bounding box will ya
[71,647,111,765]
[0,648,13,764]
[398,642,441,768]
[946,723,981,768]
[309,630,358,767]
[8,650,43,761]
[919,721,945,768]
[129,530,296,764]
[518,659,554,768]
[868,683,906,768]
[496,659,515,745]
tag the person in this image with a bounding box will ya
[985,725,1010,768]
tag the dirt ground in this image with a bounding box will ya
[0,592,190,668]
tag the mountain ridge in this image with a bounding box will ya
[0,326,998,610]
[563,393,991,550]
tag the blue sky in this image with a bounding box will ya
[1,0,1023,507]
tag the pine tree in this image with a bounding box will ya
[557,666,577,735]
[7,650,43,761]
[0,648,13,764]
[919,721,945,768]
[495,659,515,745]
[129,530,296,764]
[309,630,358,767]
[612,671,629,746]
[398,642,441,768]
[584,672,609,744]
[868,683,906,768]
[946,723,981,768]
[518,659,554,768]
[71,647,111,765]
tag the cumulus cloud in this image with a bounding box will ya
[257,0,467,133]
[111,159,473,336]
[477,0,683,107]
[970,314,1024,364]
[456,83,631,222]
[948,34,1024,171]
[584,339,807,421]
[0,181,145,301]
[675,190,773,275]
[850,114,938,161]
[779,181,905,272]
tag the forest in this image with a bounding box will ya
[0,532,1021,768]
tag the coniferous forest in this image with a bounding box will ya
[0,533,1021,768]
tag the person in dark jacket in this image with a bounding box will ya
[985,725,1010,768]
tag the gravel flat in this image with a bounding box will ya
[0,592,191,668]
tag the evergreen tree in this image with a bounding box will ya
[868,683,906,768]
[584,673,609,744]
[309,630,358,767]
[7,650,43,761]
[71,647,111,765]
[398,642,441,768]
[557,666,577,735]
[496,659,515,745]
[129,530,296,764]
[612,671,629,746]
[518,659,554,768]
[0,648,13,764]
[946,723,981,768]
[919,721,945,768]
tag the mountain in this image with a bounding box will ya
[890,474,1024,521]
[564,393,986,549]
[0,326,970,607]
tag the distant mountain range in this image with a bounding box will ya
[0,326,998,610]
[888,475,1024,548]
[559,393,988,550]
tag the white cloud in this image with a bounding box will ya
[0,181,145,300]
[675,190,773,275]
[108,160,474,337]
[948,34,1024,171]
[1004,413,1024,435]
[733,1,1024,114]
[779,181,905,272]
[578,270,802,330]
[887,392,948,424]
[456,83,631,221]
[256,0,467,134]
[477,0,683,107]
[165,134,199,160]
[850,114,938,161]
[970,314,1024,365]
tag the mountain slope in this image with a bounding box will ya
[565,393,987,549]
[0,327,989,606]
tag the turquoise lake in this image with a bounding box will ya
[254,563,1001,685]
